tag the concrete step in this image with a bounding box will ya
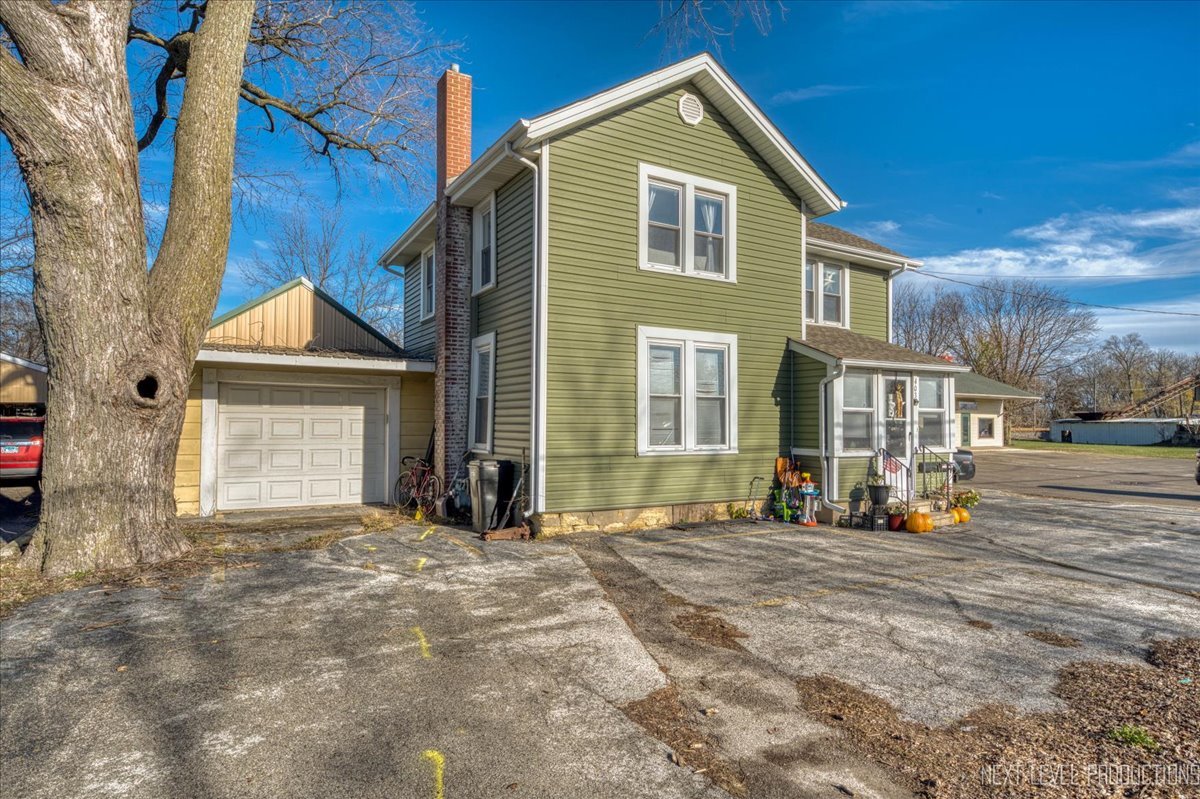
[929,511,957,529]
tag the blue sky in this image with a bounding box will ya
[191,1,1200,351]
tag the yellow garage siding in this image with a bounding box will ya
[545,84,807,513]
[400,374,435,464]
[174,374,203,515]
[205,281,396,353]
[0,358,47,404]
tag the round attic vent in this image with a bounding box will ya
[678,93,704,126]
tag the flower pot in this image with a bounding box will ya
[868,484,890,507]
[887,513,904,531]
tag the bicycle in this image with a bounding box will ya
[395,456,442,517]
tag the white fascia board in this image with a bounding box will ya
[841,358,971,373]
[196,348,435,373]
[378,202,436,267]
[519,54,843,215]
[957,391,1042,400]
[446,121,529,204]
[0,352,47,372]
[806,238,922,270]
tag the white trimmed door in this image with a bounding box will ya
[216,383,387,510]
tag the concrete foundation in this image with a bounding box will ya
[532,501,738,537]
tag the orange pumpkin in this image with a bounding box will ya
[922,513,934,532]
[905,514,920,533]
[958,509,971,523]
[951,507,963,523]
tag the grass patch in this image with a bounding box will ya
[1009,439,1196,459]
[1107,724,1160,751]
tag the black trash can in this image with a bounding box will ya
[468,459,515,533]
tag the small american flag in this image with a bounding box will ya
[884,453,903,474]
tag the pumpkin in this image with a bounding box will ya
[958,509,970,523]
[951,507,963,523]
[905,514,921,533]
[922,512,934,532]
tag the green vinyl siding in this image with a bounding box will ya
[837,457,872,503]
[403,257,435,358]
[544,84,810,512]
[789,353,827,451]
[848,266,888,341]
[473,170,534,462]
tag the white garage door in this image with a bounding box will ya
[216,383,387,510]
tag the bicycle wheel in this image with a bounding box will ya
[395,471,418,508]
[416,474,443,516]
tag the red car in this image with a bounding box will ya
[0,417,44,486]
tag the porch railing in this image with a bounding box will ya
[877,448,913,517]
[916,445,955,509]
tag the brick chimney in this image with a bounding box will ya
[434,65,473,486]
[437,65,472,196]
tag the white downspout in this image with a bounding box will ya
[507,142,541,517]
[818,363,846,514]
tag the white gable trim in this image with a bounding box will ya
[518,54,843,216]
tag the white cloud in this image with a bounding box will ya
[858,219,901,239]
[924,204,1200,280]
[1091,294,1200,353]
[770,85,863,105]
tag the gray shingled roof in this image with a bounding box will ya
[794,325,960,367]
[807,222,907,259]
[955,372,1040,399]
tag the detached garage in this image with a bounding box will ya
[174,278,434,517]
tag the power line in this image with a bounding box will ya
[913,271,1200,317]
[924,268,1200,281]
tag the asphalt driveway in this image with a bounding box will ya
[971,447,1199,509]
[2,492,1198,798]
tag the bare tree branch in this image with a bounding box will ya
[652,0,783,58]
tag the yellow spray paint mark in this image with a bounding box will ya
[421,749,445,799]
[417,527,436,542]
[410,626,432,658]
[441,534,483,557]
[414,557,428,572]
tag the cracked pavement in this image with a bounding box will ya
[2,488,1198,798]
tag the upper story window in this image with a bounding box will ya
[473,193,496,295]
[639,164,737,282]
[420,245,436,321]
[469,332,496,453]
[637,326,738,455]
[805,259,847,327]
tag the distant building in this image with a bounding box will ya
[953,372,1039,448]
[1050,417,1190,446]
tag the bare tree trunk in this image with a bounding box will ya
[0,0,254,575]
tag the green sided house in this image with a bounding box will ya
[379,54,967,532]
[173,277,433,516]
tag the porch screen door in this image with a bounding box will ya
[884,376,910,460]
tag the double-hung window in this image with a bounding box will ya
[419,245,436,321]
[473,193,496,294]
[638,326,737,455]
[639,164,737,281]
[841,371,875,452]
[917,376,947,448]
[469,332,496,453]
[804,260,847,327]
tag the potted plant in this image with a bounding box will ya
[885,503,906,531]
[866,473,890,508]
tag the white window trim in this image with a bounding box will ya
[419,245,436,322]
[469,331,496,454]
[472,191,498,296]
[976,414,998,440]
[637,325,738,456]
[805,259,850,328]
[832,371,955,456]
[916,373,951,451]
[638,163,737,283]
[837,370,877,456]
